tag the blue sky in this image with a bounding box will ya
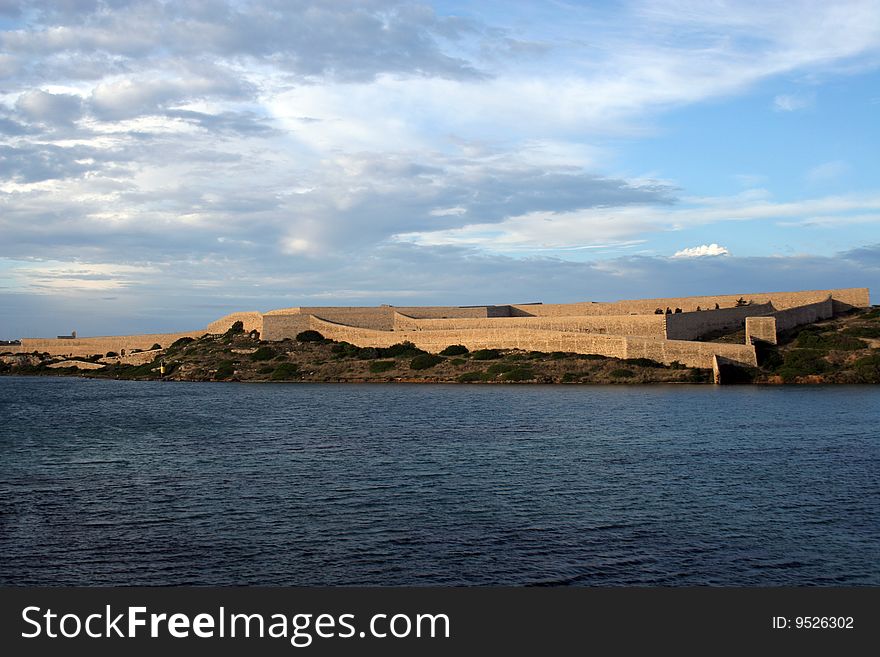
[0,0,878,337]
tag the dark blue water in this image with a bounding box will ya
[0,376,877,586]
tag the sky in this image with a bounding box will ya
[1,0,878,337]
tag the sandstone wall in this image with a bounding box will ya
[770,297,834,333]
[11,331,204,357]
[664,302,774,340]
[745,317,778,345]
[298,317,756,368]
[392,312,667,337]
[207,311,263,334]
[261,313,312,341]
[509,288,868,316]
[265,305,497,331]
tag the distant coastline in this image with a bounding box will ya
[3,305,879,385]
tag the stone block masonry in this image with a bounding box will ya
[6,287,867,370]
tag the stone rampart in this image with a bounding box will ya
[261,313,312,341]
[664,302,774,340]
[392,312,667,337]
[301,317,756,368]
[745,317,778,345]
[770,297,834,333]
[10,331,204,357]
[207,311,263,334]
[510,287,868,316]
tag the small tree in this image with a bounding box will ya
[296,330,324,342]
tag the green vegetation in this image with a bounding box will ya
[624,357,666,368]
[561,372,582,383]
[852,352,880,383]
[410,354,444,370]
[471,349,501,360]
[796,329,866,351]
[105,351,118,357]
[609,368,635,378]
[150,343,162,351]
[226,321,245,335]
[270,363,300,380]
[257,365,275,374]
[380,341,425,358]
[214,360,235,380]
[578,353,609,361]
[843,325,880,339]
[550,351,569,360]
[449,358,466,366]
[296,330,324,342]
[168,336,194,350]
[501,367,534,381]
[369,360,396,373]
[775,349,827,382]
[486,362,515,375]
[440,344,469,356]
[250,346,276,361]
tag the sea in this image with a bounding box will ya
[1,376,877,586]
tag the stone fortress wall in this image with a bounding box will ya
[206,311,264,334]
[392,312,669,338]
[7,330,204,358]
[5,287,869,371]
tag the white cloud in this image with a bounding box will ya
[672,243,730,258]
[806,160,850,183]
[772,93,813,111]
[396,191,880,254]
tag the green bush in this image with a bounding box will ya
[356,347,379,360]
[225,321,245,335]
[501,367,534,381]
[214,361,235,380]
[270,363,300,380]
[776,349,827,382]
[457,371,488,383]
[550,351,569,360]
[168,336,195,350]
[624,357,666,368]
[561,372,582,383]
[609,368,635,378]
[487,362,515,375]
[380,341,425,358]
[852,352,880,383]
[257,365,275,374]
[251,346,276,361]
[105,351,118,357]
[150,343,162,351]
[843,325,880,339]
[861,308,880,320]
[471,349,501,360]
[449,358,466,366]
[578,353,609,361]
[410,354,444,370]
[369,360,396,373]
[440,344,469,356]
[796,329,866,351]
[296,330,324,342]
